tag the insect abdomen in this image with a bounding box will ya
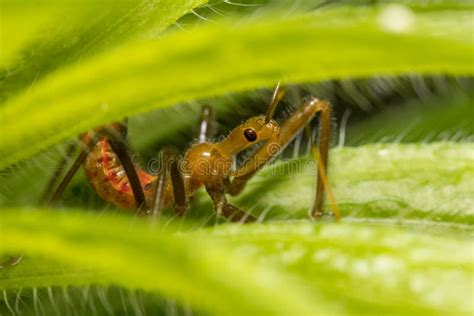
[83,138,157,209]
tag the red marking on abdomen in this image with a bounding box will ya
[82,133,205,211]
[82,137,158,209]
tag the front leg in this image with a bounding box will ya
[205,181,256,223]
[226,97,340,221]
[0,255,22,270]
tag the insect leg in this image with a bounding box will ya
[198,105,215,143]
[226,97,322,195]
[46,120,129,207]
[48,136,96,205]
[308,100,340,221]
[205,181,256,223]
[105,126,148,213]
[151,148,188,218]
[226,97,339,221]
[0,255,22,270]
[40,142,78,204]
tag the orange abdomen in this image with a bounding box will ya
[82,133,206,211]
[82,137,160,209]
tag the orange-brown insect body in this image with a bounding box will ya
[43,84,338,223]
[82,136,157,208]
[82,115,280,210]
[2,85,339,271]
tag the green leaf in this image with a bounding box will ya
[204,222,473,315]
[0,210,331,315]
[1,143,472,315]
[1,2,472,315]
[0,0,207,96]
[199,143,473,226]
[1,211,472,315]
[1,4,473,169]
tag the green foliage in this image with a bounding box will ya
[1,1,473,168]
[227,143,474,225]
[345,92,474,144]
[1,194,472,315]
[0,0,207,92]
[0,0,473,315]
[0,211,328,315]
[1,144,473,315]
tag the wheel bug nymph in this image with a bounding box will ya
[1,84,339,269]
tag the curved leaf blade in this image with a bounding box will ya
[0,210,330,315]
[1,211,472,315]
[1,6,473,168]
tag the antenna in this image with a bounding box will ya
[265,82,286,123]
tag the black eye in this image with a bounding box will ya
[243,128,257,142]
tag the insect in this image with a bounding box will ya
[1,84,339,268]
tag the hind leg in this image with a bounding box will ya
[0,255,22,270]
